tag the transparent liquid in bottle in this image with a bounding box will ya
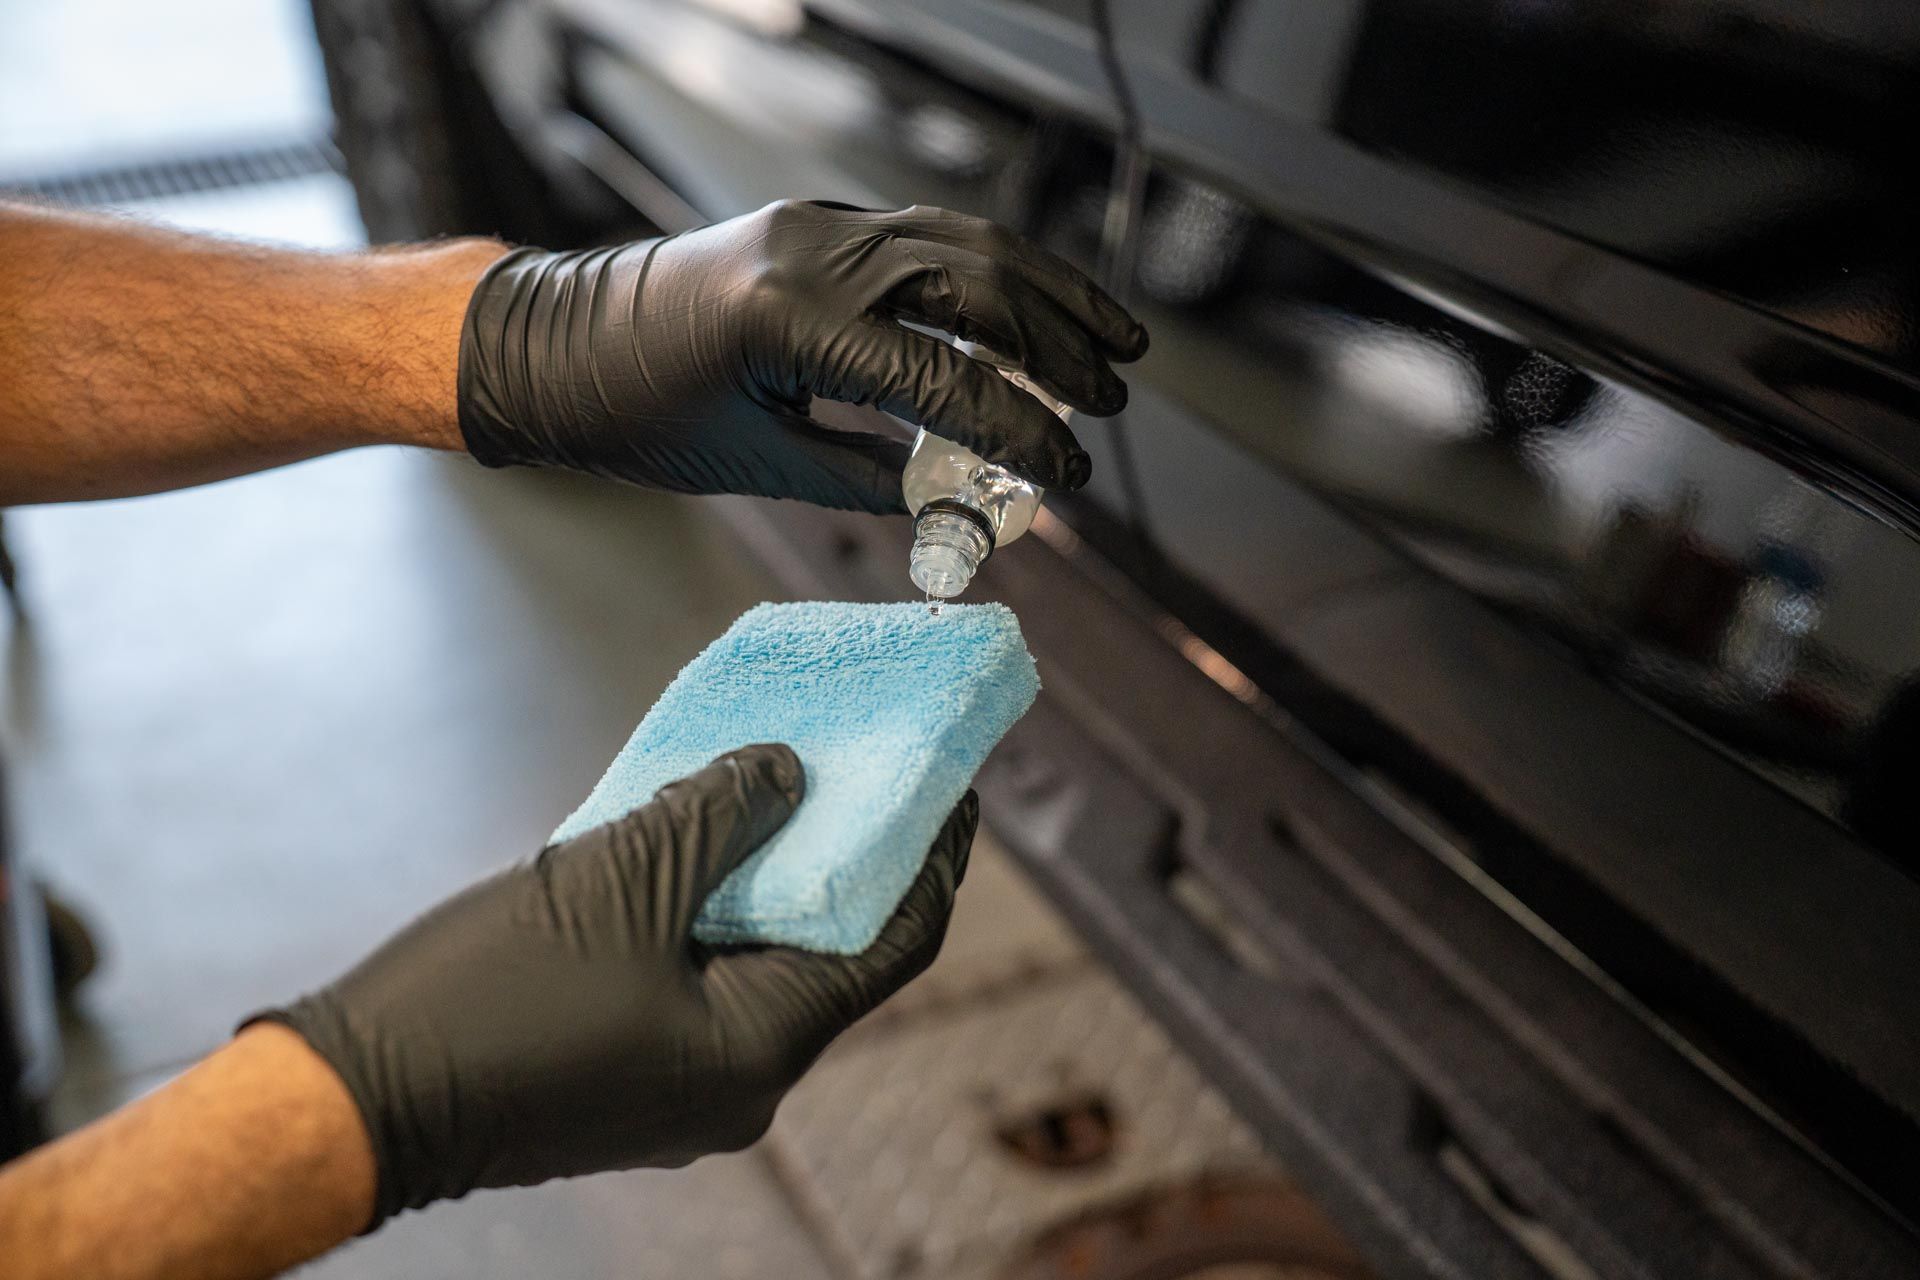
[904,345,1070,600]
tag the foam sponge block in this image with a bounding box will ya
[551,601,1040,953]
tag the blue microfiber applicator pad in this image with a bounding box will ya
[551,601,1040,954]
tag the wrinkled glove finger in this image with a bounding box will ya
[624,744,805,945]
[810,790,975,1020]
[835,790,977,1014]
[817,319,1089,490]
[709,791,977,1062]
[761,417,912,514]
[880,257,1129,416]
[889,206,1148,360]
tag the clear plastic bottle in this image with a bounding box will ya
[904,344,1072,599]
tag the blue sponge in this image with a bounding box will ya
[551,601,1040,953]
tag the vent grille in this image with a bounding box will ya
[0,136,343,207]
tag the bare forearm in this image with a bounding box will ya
[0,201,505,504]
[0,1024,375,1280]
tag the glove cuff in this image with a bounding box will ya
[457,241,673,475]
[455,244,563,471]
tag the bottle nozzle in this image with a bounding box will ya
[909,505,993,599]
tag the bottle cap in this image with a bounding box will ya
[910,505,994,599]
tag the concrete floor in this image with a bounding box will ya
[11,455,777,1109]
[4,457,825,1276]
[1,3,1276,1274]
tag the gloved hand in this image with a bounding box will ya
[253,744,976,1227]
[457,200,1148,511]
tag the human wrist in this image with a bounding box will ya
[0,1019,381,1280]
[243,990,425,1228]
[369,236,510,453]
[225,1022,380,1235]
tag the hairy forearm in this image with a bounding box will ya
[0,1024,375,1280]
[0,201,506,504]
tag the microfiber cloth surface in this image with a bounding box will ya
[552,601,1040,953]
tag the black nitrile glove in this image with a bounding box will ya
[457,200,1148,511]
[253,744,976,1227]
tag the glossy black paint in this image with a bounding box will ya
[431,0,1920,1261]
[736,6,1920,826]
[1334,0,1920,370]
[535,0,1920,865]
[1113,215,1920,871]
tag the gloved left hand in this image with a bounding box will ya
[457,200,1148,511]
[251,744,976,1228]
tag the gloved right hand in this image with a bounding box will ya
[253,744,975,1228]
[457,200,1148,511]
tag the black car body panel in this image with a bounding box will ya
[382,0,1920,1272]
